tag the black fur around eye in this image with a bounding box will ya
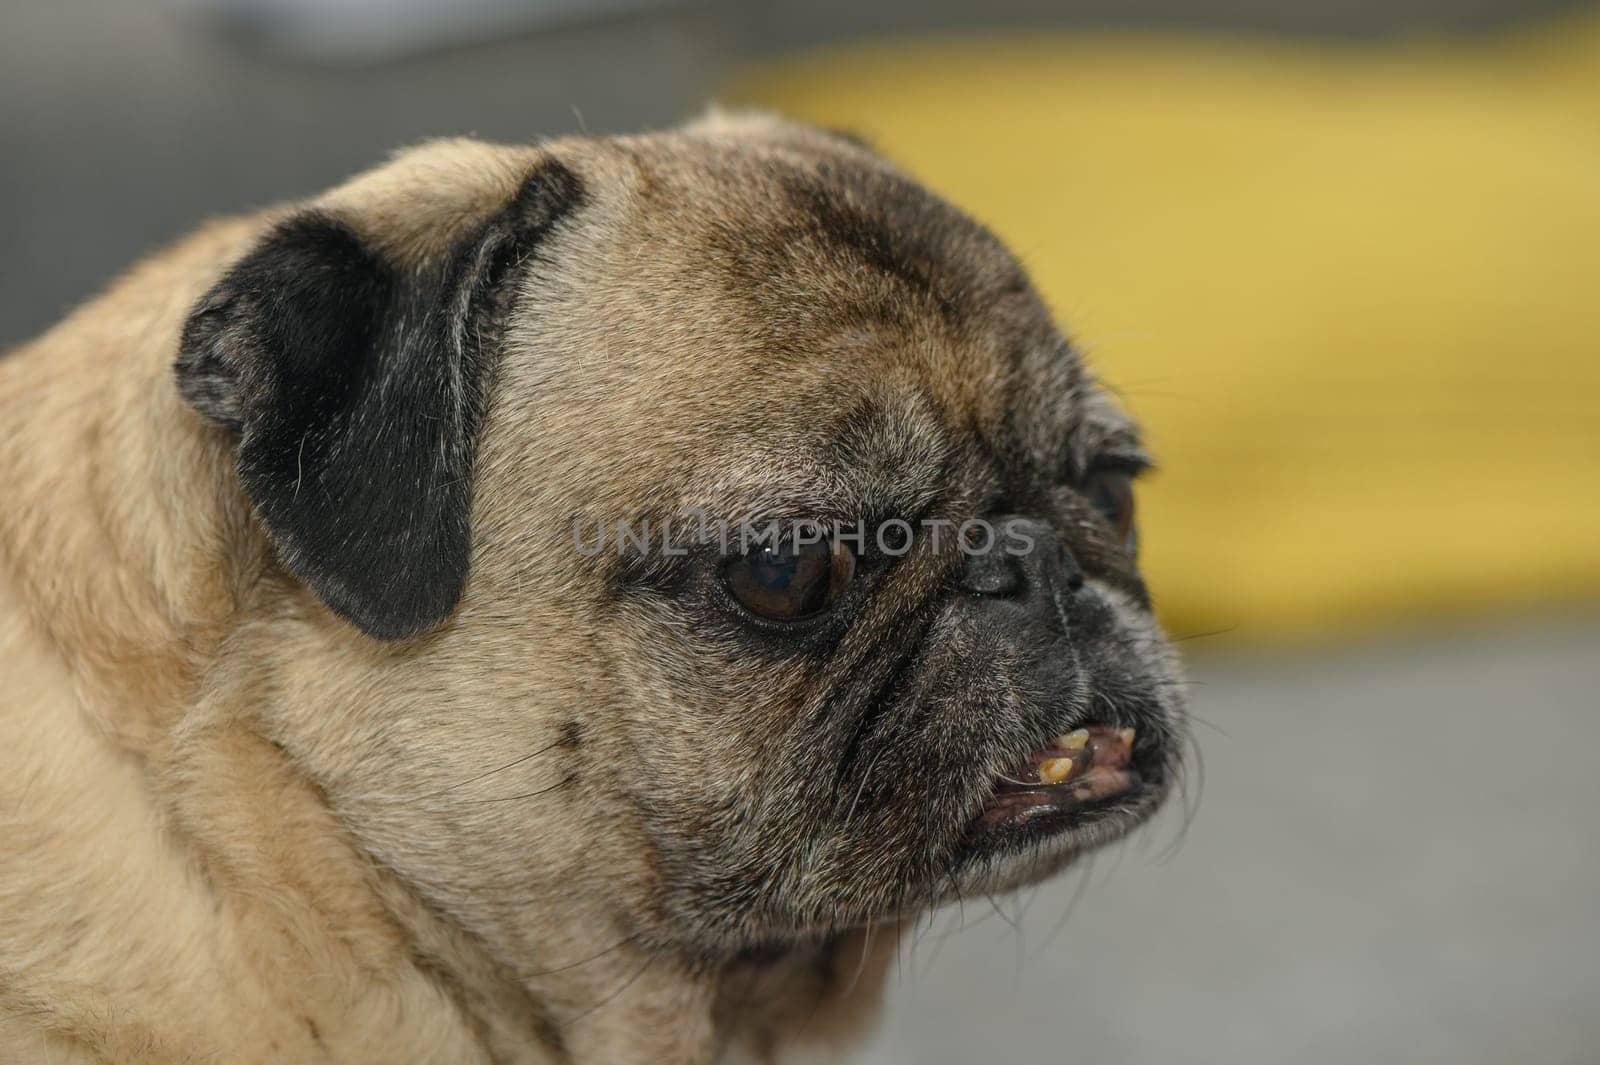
[1084,468,1137,552]
[723,528,857,622]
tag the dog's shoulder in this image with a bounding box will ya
[0,195,527,1063]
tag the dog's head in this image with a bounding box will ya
[176,115,1184,976]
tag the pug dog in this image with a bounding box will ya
[0,112,1185,1064]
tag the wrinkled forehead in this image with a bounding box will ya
[647,359,1138,527]
[489,134,1137,519]
[622,136,1035,339]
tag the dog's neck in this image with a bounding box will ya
[0,239,248,754]
[0,224,886,1064]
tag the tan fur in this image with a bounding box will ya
[0,116,1177,1063]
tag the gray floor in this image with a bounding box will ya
[858,616,1600,1065]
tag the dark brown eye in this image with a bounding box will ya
[1084,469,1137,551]
[723,527,857,622]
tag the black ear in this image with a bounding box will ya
[176,161,584,639]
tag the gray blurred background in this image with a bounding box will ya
[0,0,1588,350]
[3,2,1595,1063]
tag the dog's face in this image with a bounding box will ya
[177,117,1183,976]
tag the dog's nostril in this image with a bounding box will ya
[1053,538,1086,593]
[961,515,1091,601]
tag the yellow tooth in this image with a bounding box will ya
[1038,757,1075,784]
[1057,729,1090,751]
[1118,727,1137,747]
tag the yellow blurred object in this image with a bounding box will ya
[731,12,1600,644]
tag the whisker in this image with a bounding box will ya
[1183,711,1230,738]
[982,889,1020,935]
[1170,625,1238,644]
[555,954,654,1029]
[841,748,888,827]
[524,932,643,977]
[415,738,565,800]
[1155,731,1205,863]
[842,922,879,996]
[1039,851,1098,952]
[462,773,575,805]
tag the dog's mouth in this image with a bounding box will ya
[972,722,1157,837]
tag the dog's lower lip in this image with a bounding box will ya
[975,770,1143,830]
[975,722,1145,831]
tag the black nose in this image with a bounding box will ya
[956,516,1084,599]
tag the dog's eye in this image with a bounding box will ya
[723,528,857,621]
[1084,468,1137,551]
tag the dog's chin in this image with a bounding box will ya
[945,723,1174,897]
